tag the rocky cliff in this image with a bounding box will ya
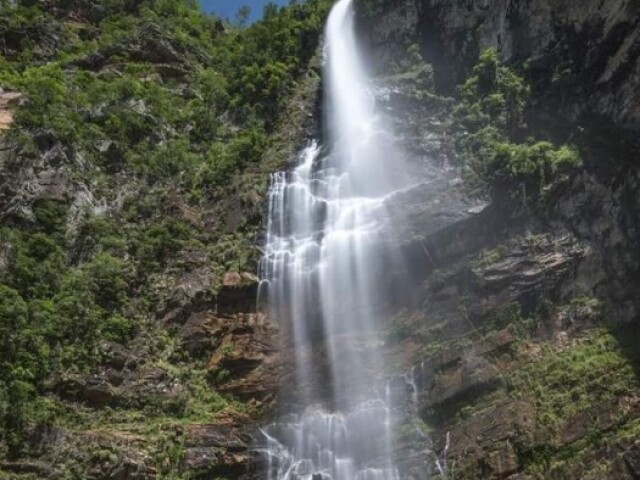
[0,0,327,478]
[2,0,640,479]
[352,0,640,478]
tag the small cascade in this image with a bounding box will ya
[260,403,398,480]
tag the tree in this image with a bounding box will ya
[235,5,251,27]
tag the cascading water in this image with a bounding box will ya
[258,0,411,478]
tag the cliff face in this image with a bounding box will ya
[364,0,640,128]
[0,0,326,478]
[354,0,640,478]
[363,1,640,323]
[2,0,640,478]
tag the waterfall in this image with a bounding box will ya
[259,0,409,478]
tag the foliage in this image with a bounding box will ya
[453,48,581,198]
[0,0,332,462]
[508,328,640,475]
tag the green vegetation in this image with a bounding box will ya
[508,328,636,434]
[454,49,581,198]
[356,0,393,20]
[508,326,640,477]
[417,291,640,479]
[0,0,332,471]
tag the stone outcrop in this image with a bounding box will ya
[361,0,640,130]
[0,90,21,130]
[2,0,639,478]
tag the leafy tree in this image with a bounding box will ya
[235,5,252,27]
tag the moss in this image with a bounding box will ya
[508,329,637,430]
[505,327,640,476]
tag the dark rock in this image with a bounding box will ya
[0,460,54,476]
[623,443,640,478]
[97,140,127,173]
[218,272,260,316]
[181,312,218,355]
[155,63,190,80]
[88,4,106,24]
[56,375,118,408]
[360,0,640,130]
[159,268,216,324]
[100,341,137,370]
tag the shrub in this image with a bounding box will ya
[453,48,581,198]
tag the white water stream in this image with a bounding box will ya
[258,1,411,478]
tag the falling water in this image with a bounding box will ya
[259,0,409,478]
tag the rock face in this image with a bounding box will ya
[360,0,640,325]
[23,272,278,480]
[348,1,640,479]
[1,0,639,478]
[362,0,640,129]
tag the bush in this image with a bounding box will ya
[453,49,581,198]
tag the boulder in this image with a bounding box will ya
[56,375,119,408]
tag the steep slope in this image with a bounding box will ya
[0,1,329,478]
[3,0,640,479]
[352,0,640,478]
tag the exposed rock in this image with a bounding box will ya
[0,460,54,477]
[56,375,119,408]
[36,169,69,200]
[100,341,138,370]
[223,271,259,288]
[181,311,220,355]
[207,312,279,402]
[218,272,261,316]
[159,267,216,324]
[72,22,191,72]
[360,0,640,130]
[184,422,249,450]
[181,448,249,479]
[0,91,22,130]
